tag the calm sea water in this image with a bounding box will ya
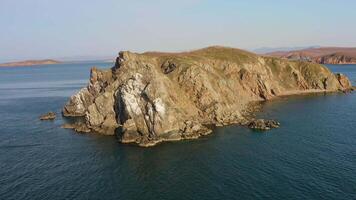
[0,63,355,200]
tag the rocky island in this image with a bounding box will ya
[62,46,352,147]
[0,59,60,67]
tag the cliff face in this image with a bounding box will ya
[63,46,352,146]
[315,54,356,64]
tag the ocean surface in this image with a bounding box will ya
[0,63,355,200]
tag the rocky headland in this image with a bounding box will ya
[62,46,352,147]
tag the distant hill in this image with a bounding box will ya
[0,59,60,67]
[265,47,356,64]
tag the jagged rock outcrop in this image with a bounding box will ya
[336,73,352,88]
[63,46,352,146]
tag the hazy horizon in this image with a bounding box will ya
[1,0,356,62]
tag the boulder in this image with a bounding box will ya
[40,112,56,120]
[248,119,280,130]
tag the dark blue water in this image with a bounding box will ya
[0,63,355,200]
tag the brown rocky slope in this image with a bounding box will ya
[62,46,352,146]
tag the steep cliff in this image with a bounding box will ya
[63,46,352,146]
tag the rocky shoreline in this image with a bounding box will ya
[60,46,353,147]
[265,47,356,65]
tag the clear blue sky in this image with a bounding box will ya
[1,0,356,62]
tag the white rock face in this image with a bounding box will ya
[117,73,184,145]
[72,90,87,114]
[63,88,93,116]
[153,98,165,117]
[120,74,146,116]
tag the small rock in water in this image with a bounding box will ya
[40,112,56,120]
[248,119,280,131]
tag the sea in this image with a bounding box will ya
[0,62,355,200]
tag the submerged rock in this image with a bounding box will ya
[40,112,56,120]
[248,119,280,130]
[62,46,352,146]
[61,122,91,133]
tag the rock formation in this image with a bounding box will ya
[62,46,352,146]
[61,123,91,133]
[40,112,56,120]
[248,119,280,130]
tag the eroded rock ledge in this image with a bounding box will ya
[62,46,352,147]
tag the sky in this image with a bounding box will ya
[1,0,356,62]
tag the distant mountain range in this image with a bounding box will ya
[0,59,61,67]
[264,47,356,64]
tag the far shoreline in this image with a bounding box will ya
[0,59,61,67]
[0,59,115,68]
